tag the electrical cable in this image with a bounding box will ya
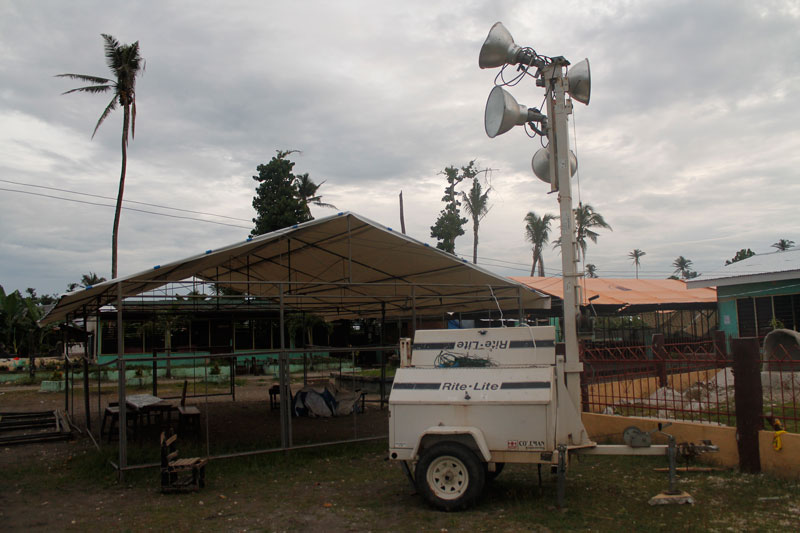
[433,350,495,368]
[0,178,251,222]
[0,187,251,229]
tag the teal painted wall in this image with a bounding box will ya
[716,278,800,337]
[717,298,739,338]
[717,279,800,301]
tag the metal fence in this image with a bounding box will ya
[580,338,800,433]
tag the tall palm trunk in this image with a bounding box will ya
[111,104,130,279]
[472,221,479,264]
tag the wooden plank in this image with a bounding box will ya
[57,410,71,433]
[654,467,722,473]
[165,434,178,446]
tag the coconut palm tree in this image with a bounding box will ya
[461,177,491,264]
[524,211,556,276]
[628,249,646,279]
[58,34,144,279]
[295,174,337,218]
[80,272,107,288]
[771,239,795,251]
[574,204,612,261]
[585,264,598,278]
[553,203,612,261]
[672,256,698,280]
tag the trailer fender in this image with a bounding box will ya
[412,427,492,462]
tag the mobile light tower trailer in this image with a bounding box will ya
[388,23,716,511]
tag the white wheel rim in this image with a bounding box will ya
[427,455,469,500]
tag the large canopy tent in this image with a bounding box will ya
[41,212,549,475]
[42,212,548,326]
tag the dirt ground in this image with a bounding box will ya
[4,378,800,532]
[1,376,395,532]
[1,375,387,462]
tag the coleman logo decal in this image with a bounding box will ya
[507,439,545,450]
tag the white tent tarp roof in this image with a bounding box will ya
[41,212,549,325]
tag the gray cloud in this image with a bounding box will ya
[1,0,798,296]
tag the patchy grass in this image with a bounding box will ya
[357,368,397,378]
[3,439,800,532]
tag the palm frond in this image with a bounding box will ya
[61,84,112,95]
[102,34,123,71]
[55,73,112,84]
[92,96,118,138]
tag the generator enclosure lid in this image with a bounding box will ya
[411,326,556,367]
[390,366,554,405]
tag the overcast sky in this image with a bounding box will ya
[1,0,799,296]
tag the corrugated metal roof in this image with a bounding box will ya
[510,277,717,307]
[687,249,800,288]
[41,212,550,325]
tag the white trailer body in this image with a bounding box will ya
[388,326,594,510]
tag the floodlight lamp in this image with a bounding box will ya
[479,22,522,68]
[567,58,591,105]
[484,86,544,138]
[531,147,578,183]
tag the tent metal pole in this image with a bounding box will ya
[82,307,91,432]
[347,216,353,283]
[279,283,290,448]
[411,286,417,338]
[116,282,127,479]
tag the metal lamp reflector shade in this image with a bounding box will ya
[567,58,591,105]
[479,22,522,68]
[532,148,578,183]
[484,86,532,138]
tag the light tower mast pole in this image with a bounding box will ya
[543,59,583,409]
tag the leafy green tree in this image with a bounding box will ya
[430,161,477,253]
[295,174,336,218]
[251,150,312,236]
[25,288,57,306]
[58,34,144,279]
[554,203,612,261]
[628,249,646,279]
[1,286,28,354]
[524,211,556,276]
[0,286,55,372]
[585,264,598,278]
[461,176,491,264]
[771,239,795,251]
[725,248,755,265]
[672,256,699,280]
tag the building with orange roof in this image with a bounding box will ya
[511,277,718,344]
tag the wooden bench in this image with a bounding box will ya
[160,430,207,493]
[177,380,201,437]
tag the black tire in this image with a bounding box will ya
[414,442,485,511]
[485,462,505,482]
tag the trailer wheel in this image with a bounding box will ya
[486,462,505,481]
[415,442,485,511]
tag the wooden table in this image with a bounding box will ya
[126,394,174,435]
